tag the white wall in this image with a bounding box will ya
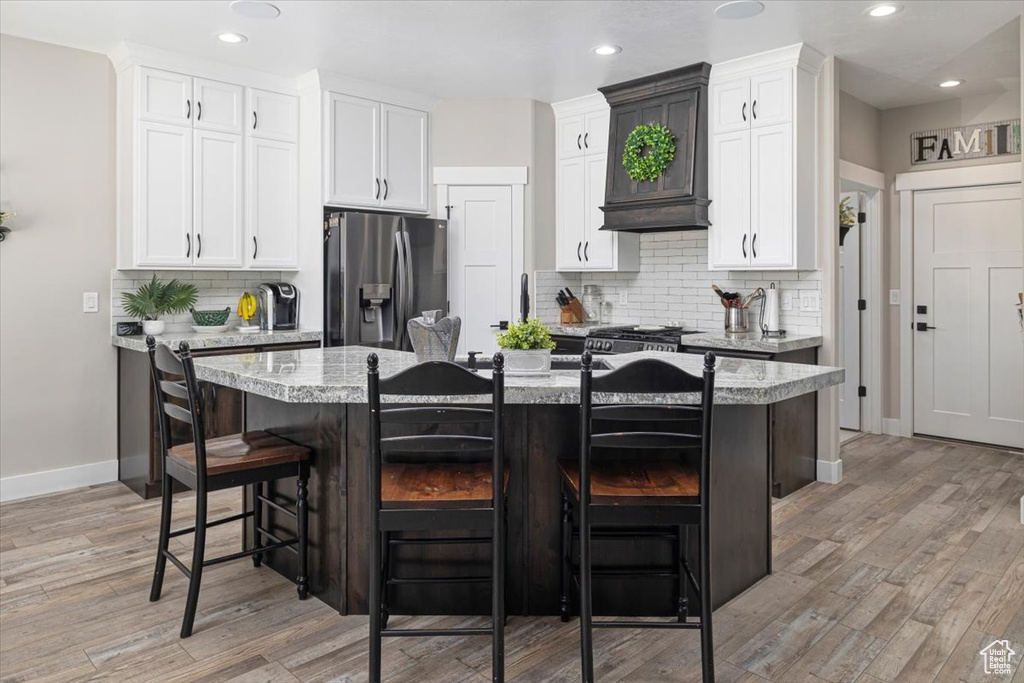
[0,35,117,486]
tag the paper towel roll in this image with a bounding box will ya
[764,287,781,333]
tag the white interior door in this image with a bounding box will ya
[913,183,1023,448]
[839,191,862,430]
[447,185,513,356]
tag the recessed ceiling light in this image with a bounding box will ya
[865,3,901,17]
[592,45,622,56]
[230,1,281,19]
[217,32,248,44]
[714,1,765,20]
[939,79,964,88]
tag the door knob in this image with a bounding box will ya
[915,323,936,331]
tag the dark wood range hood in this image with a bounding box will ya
[599,62,711,233]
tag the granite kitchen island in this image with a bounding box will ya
[193,346,842,618]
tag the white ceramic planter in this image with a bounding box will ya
[142,319,166,335]
[501,348,552,376]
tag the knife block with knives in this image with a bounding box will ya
[556,288,588,324]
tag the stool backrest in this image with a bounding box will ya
[579,351,716,507]
[146,336,209,478]
[366,353,505,510]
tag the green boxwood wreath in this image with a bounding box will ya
[622,123,676,182]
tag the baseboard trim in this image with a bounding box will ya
[0,460,118,503]
[816,458,844,484]
[881,418,902,436]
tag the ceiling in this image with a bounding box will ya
[0,0,1020,110]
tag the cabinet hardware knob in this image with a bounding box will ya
[383,178,389,201]
[186,233,191,258]
[197,101,202,121]
[741,102,746,122]
[584,241,589,261]
[186,100,191,120]
[375,178,380,200]
[196,233,202,259]
[741,234,747,258]
[577,134,582,150]
[752,233,757,258]
[584,132,589,149]
[577,242,582,262]
[752,100,757,119]
[252,236,258,260]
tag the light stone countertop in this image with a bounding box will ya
[192,345,843,406]
[112,329,323,352]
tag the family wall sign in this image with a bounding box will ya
[911,119,1021,165]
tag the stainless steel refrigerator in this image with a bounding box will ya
[323,211,447,350]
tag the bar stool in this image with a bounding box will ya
[146,337,311,638]
[366,352,508,683]
[560,351,717,683]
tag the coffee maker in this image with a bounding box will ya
[258,283,300,330]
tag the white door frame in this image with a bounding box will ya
[434,166,528,320]
[895,162,1022,438]
[839,160,884,435]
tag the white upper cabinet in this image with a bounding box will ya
[326,93,381,208]
[136,121,192,267]
[193,78,243,134]
[116,57,299,270]
[381,104,429,213]
[552,94,639,272]
[248,87,298,142]
[193,129,244,267]
[138,68,192,125]
[707,44,822,271]
[247,137,298,269]
[325,92,429,213]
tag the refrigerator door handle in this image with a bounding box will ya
[403,230,415,325]
[394,231,407,349]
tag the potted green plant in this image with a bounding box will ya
[121,275,199,335]
[495,318,557,376]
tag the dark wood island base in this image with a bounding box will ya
[244,396,770,618]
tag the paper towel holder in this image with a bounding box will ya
[761,282,787,338]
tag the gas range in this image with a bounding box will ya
[583,325,700,354]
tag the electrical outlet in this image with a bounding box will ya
[83,292,99,313]
[799,291,820,312]
[780,291,793,311]
[619,291,628,305]
[889,289,900,305]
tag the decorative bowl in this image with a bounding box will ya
[192,324,231,333]
[191,307,230,326]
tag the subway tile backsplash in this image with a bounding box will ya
[110,270,297,334]
[536,231,822,335]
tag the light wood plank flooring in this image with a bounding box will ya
[1,435,1022,682]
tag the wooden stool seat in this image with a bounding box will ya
[169,431,309,475]
[558,459,699,505]
[382,462,510,509]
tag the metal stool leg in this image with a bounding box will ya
[252,482,263,567]
[560,487,571,622]
[180,488,207,638]
[296,469,309,600]
[149,466,173,602]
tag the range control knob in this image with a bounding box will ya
[603,341,613,351]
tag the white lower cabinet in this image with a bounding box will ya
[247,138,299,269]
[136,121,192,267]
[193,129,244,267]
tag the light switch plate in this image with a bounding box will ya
[799,290,820,312]
[781,291,793,311]
[619,291,628,305]
[83,292,99,313]
[889,290,900,305]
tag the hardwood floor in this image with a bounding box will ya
[1,435,1021,682]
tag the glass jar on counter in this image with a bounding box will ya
[582,285,603,325]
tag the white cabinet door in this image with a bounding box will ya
[248,88,298,142]
[137,121,193,266]
[750,69,792,128]
[381,104,428,213]
[193,130,244,268]
[326,93,380,208]
[709,130,750,269]
[138,68,192,126]
[193,78,243,134]
[750,124,793,268]
[711,77,749,134]
[583,154,614,269]
[556,157,586,270]
[247,138,298,269]
[583,109,609,156]
[558,114,585,159]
